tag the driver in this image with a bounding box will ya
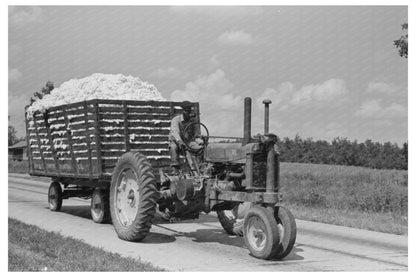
[169,101,203,173]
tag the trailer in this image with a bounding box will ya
[26,99,198,214]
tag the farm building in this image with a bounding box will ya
[8,141,28,161]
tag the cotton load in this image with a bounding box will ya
[26,73,166,119]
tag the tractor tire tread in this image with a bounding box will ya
[110,152,158,242]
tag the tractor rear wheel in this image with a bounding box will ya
[217,202,251,236]
[91,189,110,224]
[48,181,62,211]
[243,206,280,260]
[110,152,158,241]
[274,206,297,259]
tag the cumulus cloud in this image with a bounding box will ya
[257,78,348,109]
[170,74,351,138]
[291,79,348,105]
[9,68,22,83]
[366,82,402,94]
[149,67,189,79]
[218,31,254,46]
[355,99,407,119]
[253,79,350,138]
[171,69,243,136]
[9,6,43,27]
[169,6,263,18]
[209,55,220,68]
[324,122,346,139]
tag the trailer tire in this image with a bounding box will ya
[274,206,297,259]
[91,189,110,224]
[110,152,158,242]
[243,206,280,260]
[48,181,62,211]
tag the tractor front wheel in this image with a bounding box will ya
[243,206,280,260]
[274,206,297,259]
[217,202,251,236]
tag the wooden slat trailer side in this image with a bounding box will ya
[26,99,199,185]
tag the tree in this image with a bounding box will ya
[29,81,54,106]
[394,23,408,58]
[8,117,18,146]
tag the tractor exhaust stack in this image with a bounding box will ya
[262,99,272,134]
[243,97,252,145]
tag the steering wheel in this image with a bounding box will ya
[182,122,209,154]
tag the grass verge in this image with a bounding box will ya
[8,218,164,271]
[8,159,28,174]
[286,203,407,235]
[280,162,408,235]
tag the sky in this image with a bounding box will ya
[8,5,408,144]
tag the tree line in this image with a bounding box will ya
[276,135,407,170]
[9,81,55,146]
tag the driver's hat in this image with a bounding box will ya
[182,101,194,113]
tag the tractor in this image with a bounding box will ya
[110,97,297,260]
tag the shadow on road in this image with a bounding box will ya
[183,228,305,262]
[267,246,305,262]
[55,205,177,244]
[142,232,176,244]
[50,204,304,261]
[59,205,92,220]
[183,228,246,248]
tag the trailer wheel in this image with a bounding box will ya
[274,206,297,259]
[91,189,110,224]
[48,181,62,211]
[243,206,280,260]
[217,202,251,236]
[110,152,158,241]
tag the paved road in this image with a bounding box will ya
[8,174,408,271]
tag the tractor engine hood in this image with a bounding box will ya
[205,142,258,164]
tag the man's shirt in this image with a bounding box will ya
[169,114,185,143]
[169,114,196,144]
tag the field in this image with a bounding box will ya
[8,218,163,271]
[8,159,408,235]
[280,162,408,235]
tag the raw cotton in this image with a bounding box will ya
[26,73,166,119]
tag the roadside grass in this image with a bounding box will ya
[286,203,407,235]
[8,218,164,272]
[280,162,408,235]
[8,159,28,174]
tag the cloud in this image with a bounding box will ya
[169,6,263,18]
[9,68,22,83]
[149,67,189,79]
[218,30,254,46]
[291,79,348,105]
[255,84,293,110]
[170,69,243,136]
[9,6,43,27]
[209,55,220,68]
[9,45,22,61]
[169,74,351,140]
[355,100,407,119]
[257,78,348,110]
[366,82,402,94]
